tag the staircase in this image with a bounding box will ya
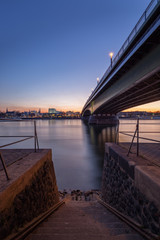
[25,191,145,240]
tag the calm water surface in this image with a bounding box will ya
[0,119,159,190]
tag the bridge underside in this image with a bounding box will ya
[83,41,160,116]
[95,69,160,114]
[82,6,160,122]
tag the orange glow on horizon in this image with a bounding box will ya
[123,101,160,112]
[0,101,159,113]
[0,106,82,113]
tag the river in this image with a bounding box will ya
[0,119,159,190]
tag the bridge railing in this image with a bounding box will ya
[84,0,159,110]
[112,0,158,67]
[115,118,160,158]
[0,120,39,180]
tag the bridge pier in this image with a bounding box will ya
[81,115,90,123]
[88,114,119,125]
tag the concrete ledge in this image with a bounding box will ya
[0,150,55,210]
[135,165,160,209]
[102,142,160,235]
[106,143,138,179]
[119,156,135,179]
[0,149,59,239]
[105,143,160,208]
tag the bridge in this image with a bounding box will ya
[82,0,160,124]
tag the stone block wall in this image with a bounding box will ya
[101,143,160,235]
[0,149,59,239]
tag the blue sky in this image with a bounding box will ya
[1,0,159,112]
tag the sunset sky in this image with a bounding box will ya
[0,0,159,113]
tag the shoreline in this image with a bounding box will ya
[0,117,160,122]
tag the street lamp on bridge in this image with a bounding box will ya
[109,52,114,67]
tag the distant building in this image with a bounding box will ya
[118,111,150,119]
[66,111,73,116]
[30,110,37,114]
[48,108,58,114]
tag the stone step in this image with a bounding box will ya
[25,233,117,240]
[26,233,144,240]
[25,197,146,240]
[113,234,146,240]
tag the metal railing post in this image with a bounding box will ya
[0,152,9,180]
[34,121,36,152]
[117,124,119,144]
[0,121,40,179]
[34,120,39,152]
[35,122,39,150]
[36,133,39,150]
[127,127,137,157]
[115,124,119,145]
[144,10,147,21]
[137,118,139,156]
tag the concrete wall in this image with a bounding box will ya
[0,149,59,239]
[101,143,160,235]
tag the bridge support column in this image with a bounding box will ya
[81,115,90,123]
[88,114,119,125]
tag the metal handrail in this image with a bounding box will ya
[111,0,158,68]
[120,132,160,143]
[115,118,160,156]
[83,0,159,110]
[119,131,160,133]
[0,120,39,180]
[0,136,33,149]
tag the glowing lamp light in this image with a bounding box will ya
[109,52,114,59]
[109,52,114,67]
[97,77,100,83]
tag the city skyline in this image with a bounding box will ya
[0,0,159,113]
[1,107,81,113]
[1,101,160,114]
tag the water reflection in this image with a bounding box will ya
[0,120,116,190]
[84,123,116,156]
[82,123,116,179]
[1,119,159,190]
